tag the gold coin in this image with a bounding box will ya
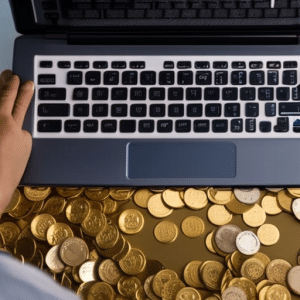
[148,194,173,218]
[0,222,20,245]
[45,245,65,273]
[118,209,144,235]
[113,240,131,262]
[228,277,257,300]
[181,216,205,238]
[152,269,178,297]
[154,220,178,244]
[135,286,147,300]
[99,259,123,285]
[225,194,254,215]
[81,209,107,237]
[266,259,292,286]
[42,196,66,215]
[24,186,51,201]
[222,287,247,300]
[257,224,280,246]
[31,200,44,214]
[287,187,300,198]
[221,269,233,293]
[265,284,291,300]
[118,275,141,299]
[261,195,282,215]
[119,248,146,275]
[31,214,56,241]
[242,204,266,227]
[102,198,118,215]
[14,237,36,262]
[277,190,293,213]
[183,261,205,289]
[200,261,226,291]
[144,275,160,300]
[79,260,98,282]
[46,223,74,246]
[257,280,272,293]
[207,188,233,205]
[84,188,108,201]
[59,237,89,267]
[205,231,216,254]
[265,188,284,193]
[8,194,34,219]
[253,252,271,269]
[207,205,232,226]
[133,189,154,208]
[65,197,91,224]
[161,279,185,300]
[87,282,115,300]
[240,258,265,283]
[77,281,97,300]
[56,187,84,198]
[162,189,185,208]
[183,188,208,210]
[259,286,270,300]
[96,223,119,249]
[110,188,135,201]
[2,188,21,213]
[175,287,201,300]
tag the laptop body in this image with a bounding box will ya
[8,0,300,187]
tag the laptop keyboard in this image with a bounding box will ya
[34,55,300,138]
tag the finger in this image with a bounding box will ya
[0,71,20,116]
[12,81,35,128]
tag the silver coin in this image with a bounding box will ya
[222,287,247,300]
[265,187,284,193]
[287,266,300,296]
[292,198,300,220]
[236,231,260,255]
[79,260,97,282]
[234,188,260,204]
[215,224,242,254]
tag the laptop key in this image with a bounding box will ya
[84,120,98,133]
[196,71,212,85]
[139,120,154,133]
[39,88,66,100]
[246,119,256,132]
[112,88,127,100]
[130,104,147,117]
[283,70,297,85]
[274,117,289,132]
[215,71,228,85]
[232,61,246,69]
[120,120,136,133]
[265,103,276,116]
[186,88,202,100]
[187,104,202,117]
[240,88,256,100]
[86,71,101,85]
[58,61,71,69]
[249,61,263,69]
[65,120,81,133]
[267,71,278,85]
[38,74,55,85]
[229,9,246,17]
[292,85,300,100]
[194,120,209,132]
[212,120,228,133]
[157,120,173,132]
[246,103,259,117]
[149,88,165,100]
[92,104,108,117]
[111,104,127,117]
[131,88,146,100]
[73,104,89,117]
[38,104,70,117]
[204,88,220,100]
[205,104,221,117]
[195,61,210,69]
[102,120,117,133]
[267,61,281,69]
[122,71,138,85]
[150,104,165,117]
[112,61,126,69]
[73,88,88,100]
[168,104,184,117]
[177,61,191,69]
[40,61,52,68]
[176,120,191,132]
[279,102,300,115]
[74,61,89,69]
[141,71,156,85]
[213,61,228,69]
[130,61,145,69]
[225,103,240,117]
[231,119,243,132]
[231,71,246,85]
[67,71,82,85]
[104,71,119,85]
[164,61,174,69]
[222,88,238,100]
[93,61,108,69]
[159,71,174,85]
[258,88,274,100]
[38,120,62,132]
[259,121,272,133]
[92,88,108,100]
[277,87,290,100]
[178,71,193,85]
[168,88,184,100]
[284,61,298,68]
[250,71,264,85]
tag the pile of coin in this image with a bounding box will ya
[0,186,300,300]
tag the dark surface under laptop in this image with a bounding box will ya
[8,0,300,187]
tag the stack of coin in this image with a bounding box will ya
[1,186,300,300]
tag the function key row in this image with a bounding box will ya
[37,118,290,134]
[39,60,299,70]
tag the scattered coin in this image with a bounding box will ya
[234,188,261,204]
[207,188,233,205]
[183,261,205,289]
[46,223,74,246]
[133,189,154,208]
[205,231,217,254]
[0,222,20,245]
[265,284,291,300]
[266,259,292,286]
[96,223,119,249]
[118,209,144,235]
[240,257,265,283]
[154,220,178,244]
[184,188,208,210]
[207,205,232,226]
[118,275,141,299]
[79,260,98,282]
[31,214,56,241]
[98,259,123,285]
[215,224,242,254]
[24,187,51,201]
[3,189,21,213]
[65,197,91,224]
[181,216,205,238]
[152,269,178,297]
[287,188,300,198]
[243,204,266,227]
[45,244,65,273]
[147,194,173,218]
[222,286,247,300]
[175,287,201,300]
[119,248,146,275]
[236,231,261,255]
[257,224,280,246]
[265,188,284,193]
[87,281,116,300]
[161,279,185,300]
[81,209,107,237]
[277,190,293,213]
[287,266,300,296]
[292,198,300,220]
[162,189,185,209]
[261,195,282,215]
[200,261,226,291]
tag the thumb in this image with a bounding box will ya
[22,130,33,151]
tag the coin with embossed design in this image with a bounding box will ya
[152,269,178,297]
[181,216,205,238]
[99,259,123,285]
[66,197,91,224]
[118,276,141,299]
[46,223,74,246]
[0,222,20,245]
[81,209,107,237]
[118,209,144,235]
[119,248,146,275]
[79,260,98,282]
[266,259,292,286]
[154,220,178,244]
[96,223,119,249]
[87,282,115,300]
[24,186,51,201]
[175,287,201,300]
[161,279,185,300]
[31,214,56,241]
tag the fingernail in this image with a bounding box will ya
[2,70,13,82]
[25,81,35,90]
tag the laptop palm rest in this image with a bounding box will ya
[127,142,236,179]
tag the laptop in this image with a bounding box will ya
[8,0,300,187]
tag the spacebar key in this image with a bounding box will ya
[279,102,300,116]
[38,104,70,116]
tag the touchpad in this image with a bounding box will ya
[127,142,236,178]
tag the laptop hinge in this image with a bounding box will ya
[67,33,299,45]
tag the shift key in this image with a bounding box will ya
[279,102,300,116]
[39,88,66,100]
[38,104,70,116]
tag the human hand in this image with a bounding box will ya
[0,70,35,213]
